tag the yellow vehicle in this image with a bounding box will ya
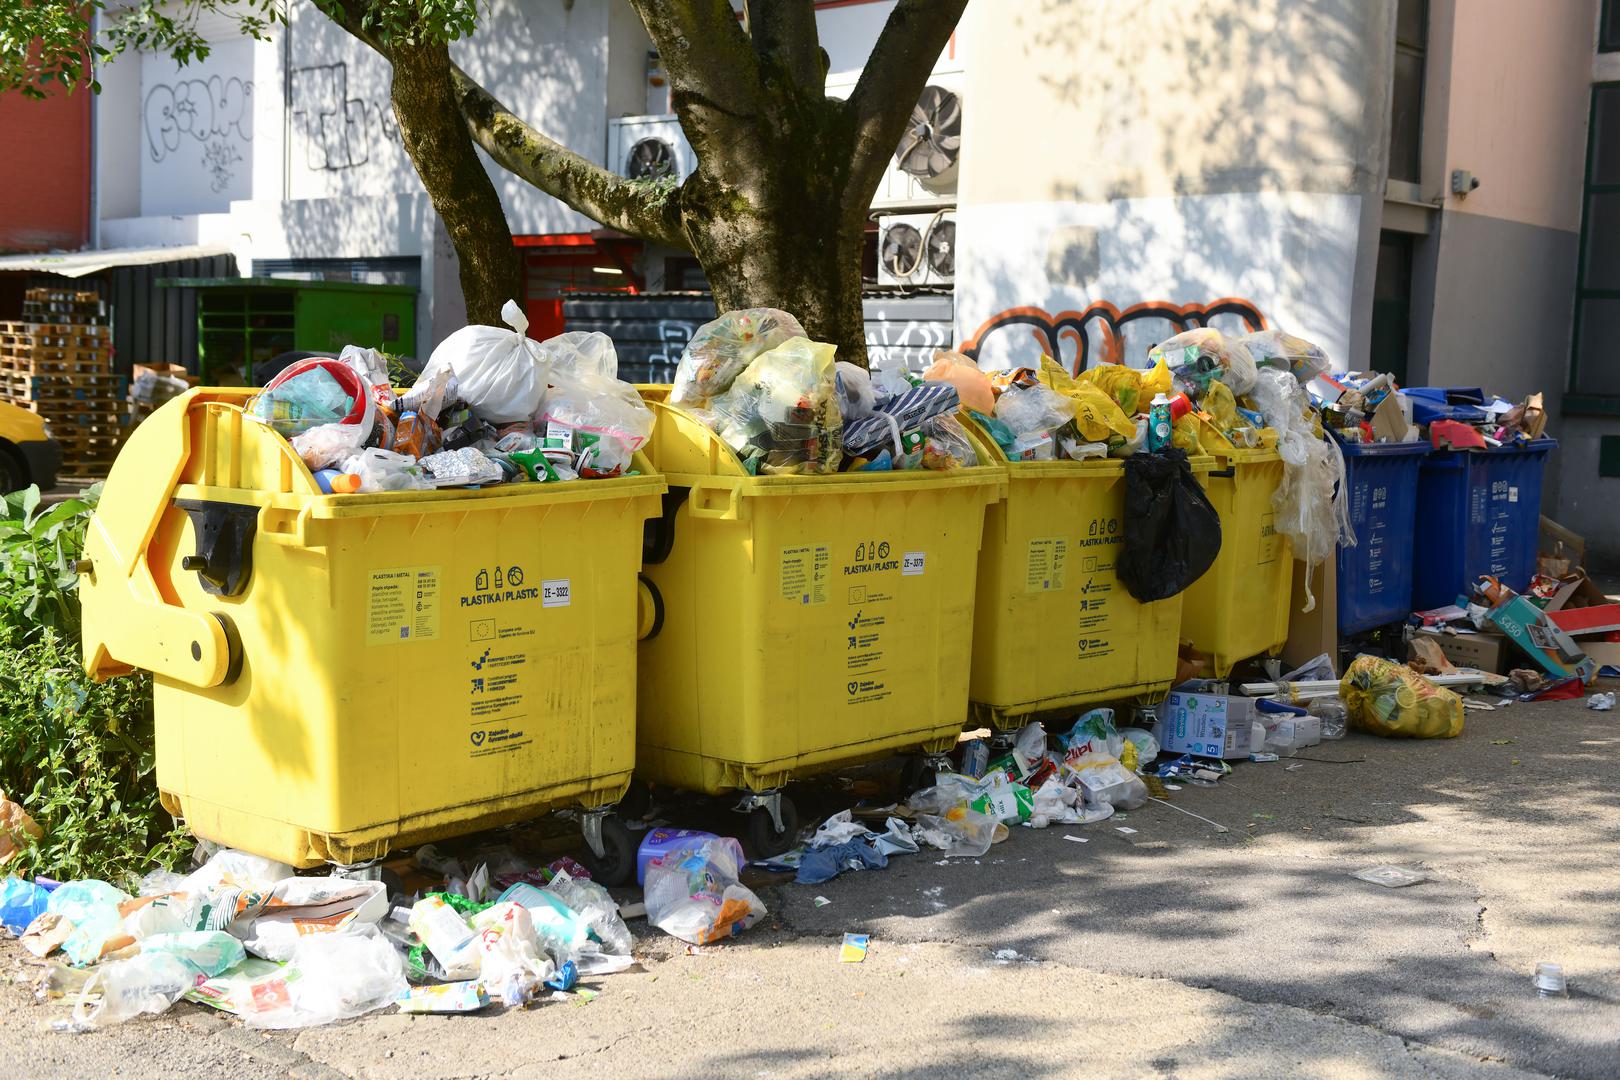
[0,402,61,492]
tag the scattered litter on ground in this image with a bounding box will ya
[1351,866,1429,889]
[839,934,869,964]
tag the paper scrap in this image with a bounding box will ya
[839,933,870,963]
[1062,835,1089,844]
[1115,826,1138,836]
[813,896,832,908]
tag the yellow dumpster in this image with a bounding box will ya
[966,419,1202,730]
[1180,424,1293,677]
[79,389,663,883]
[634,393,1004,854]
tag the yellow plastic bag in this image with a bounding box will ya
[1077,364,1144,415]
[1038,357,1135,442]
[1340,655,1464,739]
[1171,413,1203,453]
[1141,355,1173,399]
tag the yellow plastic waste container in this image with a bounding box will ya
[1180,422,1293,677]
[965,419,1202,731]
[634,392,1004,853]
[79,389,663,882]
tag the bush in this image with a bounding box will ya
[0,485,192,886]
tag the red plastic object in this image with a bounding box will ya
[1429,419,1487,450]
[263,358,370,428]
[1169,393,1192,421]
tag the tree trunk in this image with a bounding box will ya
[387,41,522,328]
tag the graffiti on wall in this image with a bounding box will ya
[291,62,399,172]
[960,299,1267,373]
[143,75,254,191]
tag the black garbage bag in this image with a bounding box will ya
[1117,448,1222,603]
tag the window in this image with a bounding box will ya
[1602,0,1619,53]
[1572,84,1620,396]
[1388,0,1428,184]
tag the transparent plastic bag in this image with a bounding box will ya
[338,344,397,408]
[244,924,407,1029]
[994,383,1074,439]
[544,873,632,962]
[643,839,766,945]
[140,930,245,977]
[911,807,1000,858]
[291,420,370,471]
[923,349,994,414]
[341,448,433,492]
[537,330,619,380]
[1272,431,1354,610]
[538,371,655,478]
[706,337,842,474]
[671,308,805,406]
[917,413,978,470]
[1148,327,1257,398]
[59,953,194,1031]
[835,361,877,420]
[248,363,363,436]
[426,300,549,423]
[180,849,294,894]
[1238,329,1331,384]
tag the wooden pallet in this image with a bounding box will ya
[0,355,113,377]
[0,376,127,400]
[21,290,106,326]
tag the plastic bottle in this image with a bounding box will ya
[1308,697,1350,740]
[1533,962,1568,998]
[1146,393,1172,452]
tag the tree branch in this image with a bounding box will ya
[629,0,765,163]
[449,64,686,248]
[743,0,823,95]
[843,0,967,203]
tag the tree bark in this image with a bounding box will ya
[386,41,521,328]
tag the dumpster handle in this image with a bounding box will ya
[686,482,742,521]
[642,488,689,566]
[1207,464,1236,479]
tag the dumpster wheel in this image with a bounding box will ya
[580,813,637,887]
[747,795,800,859]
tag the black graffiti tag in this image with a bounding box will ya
[143,76,254,163]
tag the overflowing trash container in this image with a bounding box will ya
[965,419,1189,729]
[1411,438,1557,611]
[1179,421,1294,676]
[1334,438,1430,636]
[634,392,1002,853]
[79,388,663,878]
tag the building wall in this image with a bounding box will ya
[953,0,1394,371]
[0,88,89,252]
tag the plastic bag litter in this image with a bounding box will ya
[425,300,549,423]
[1071,758,1148,810]
[48,880,133,966]
[244,924,407,1029]
[291,420,370,471]
[122,893,200,940]
[1027,779,1115,828]
[915,413,978,470]
[672,308,806,407]
[911,806,1001,858]
[1239,329,1331,384]
[337,344,397,408]
[706,337,842,474]
[869,355,915,399]
[248,361,369,437]
[467,902,556,1000]
[1077,363,1145,415]
[835,361,877,420]
[1118,727,1161,766]
[140,931,245,977]
[229,877,388,961]
[57,952,194,1031]
[995,383,1074,446]
[1117,448,1222,603]
[643,838,766,945]
[1340,655,1464,739]
[399,362,455,422]
[923,350,994,414]
[543,873,633,971]
[1,877,48,933]
[1273,426,1354,610]
[1149,327,1257,398]
[538,370,655,478]
[341,448,433,492]
[180,849,295,895]
[537,330,620,380]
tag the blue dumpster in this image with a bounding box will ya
[1411,439,1556,612]
[1335,439,1430,637]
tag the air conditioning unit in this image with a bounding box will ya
[828,70,963,210]
[607,116,696,182]
[877,211,956,287]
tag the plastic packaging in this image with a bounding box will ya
[1148,327,1257,398]
[342,448,433,492]
[995,383,1074,442]
[140,930,246,977]
[393,409,444,460]
[835,361,877,420]
[671,308,806,407]
[247,361,367,437]
[425,300,550,423]
[291,419,370,471]
[181,848,294,894]
[467,901,555,999]
[1308,697,1350,740]
[337,344,397,408]
[407,894,480,978]
[49,880,132,966]
[244,924,408,1029]
[539,372,655,478]
[1147,393,1172,451]
[544,872,633,965]
[122,893,199,940]
[706,337,842,474]
[916,413,979,470]
[643,839,767,945]
[0,876,49,933]
[1340,655,1464,739]
[635,828,725,887]
[59,953,194,1031]
[1238,329,1331,384]
[922,350,994,414]
[230,877,389,961]
[536,330,620,380]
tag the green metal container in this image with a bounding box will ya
[159,278,417,385]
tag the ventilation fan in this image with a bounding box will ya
[925,217,955,278]
[880,221,924,280]
[894,85,962,188]
[626,137,676,180]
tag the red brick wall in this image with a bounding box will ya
[0,87,90,253]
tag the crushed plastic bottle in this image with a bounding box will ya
[1308,697,1350,740]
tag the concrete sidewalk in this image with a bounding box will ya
[2,689,1616,1079]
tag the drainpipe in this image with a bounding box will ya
[88,9,100,250]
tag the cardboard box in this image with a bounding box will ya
[1412,628,1511,674]
[1487,595,1598,682]
[1156,683,1258,760]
